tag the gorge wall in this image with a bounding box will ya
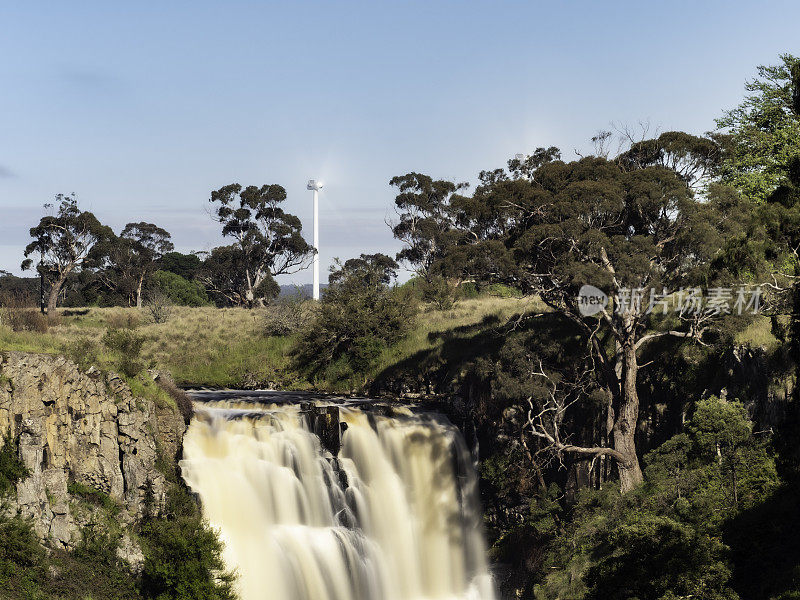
[0,351,185,563]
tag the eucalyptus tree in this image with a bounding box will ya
[198,245,280,308]
[118,222,174,308]
[209,183,312,307]
[389,173,469,280]
[22,194,113,312]
[427,136,749,492]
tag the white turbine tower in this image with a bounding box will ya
[306,179,323,300]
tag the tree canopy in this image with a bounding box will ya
[395,135,754,491]
[716,53,800,201]
[21,194,113,312]
[209,183,313,307]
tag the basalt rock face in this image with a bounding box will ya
[0,351,185,557]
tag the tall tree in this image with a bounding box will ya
[768,67,800,478]
[715,53,800,201]
[160,251,202,281]
[209,183,312,307]
[116,222,174,308]
[437,137,748,492]
[389,173,469,279]
[21,194,112,312]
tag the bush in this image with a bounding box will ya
[103,328,148,377]
[62,337,100,371]
[485,283,523,298]
[153,374,194,423]
[458,281,480,299]
[296,254,418,380]
[67,480,119,515]
[0,512,47,593]
[106,311,142,330]
[149,270,210,307]
[0,289,51,333]
[145,288,173,324]
[0,430,28,497]
[139,485,236,600]
[263,291,316,336]
[420,276,459,310]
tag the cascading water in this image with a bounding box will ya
[180,393,495,600]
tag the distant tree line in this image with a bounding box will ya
[4,182,314,311]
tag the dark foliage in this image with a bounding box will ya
[0,430,29,497]
[139,484,236,600]
[208,183,312,307]
[297,253,417,380]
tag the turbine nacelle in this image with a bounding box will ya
[307,180,324,191]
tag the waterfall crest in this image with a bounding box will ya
[180,397,495,600]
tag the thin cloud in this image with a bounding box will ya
[59,65,119,90]
[0,165,15,178]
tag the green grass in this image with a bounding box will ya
[0,296,542,391]
[124,374,176,410]
[67,481,120,516]
[734,315,781,349]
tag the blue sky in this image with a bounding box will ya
[1,1,798,284]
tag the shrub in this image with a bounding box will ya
[153,374,194,423]
[0,290,50,332]
[149,270,210,307]
[296,254,418,379]
[139,484,236,600]
[0,512,47,592]
[106,311,142,330]
[486,283,522,298]
[145,288,173,324]
[458,281,480,299]
[0,430,28,497]
[264,291,316,336]
[103,328,148,377]
[62,337,100,371]
[420,276,459,310]
[67,480,119,515]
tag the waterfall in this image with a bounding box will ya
[180,394,496,600]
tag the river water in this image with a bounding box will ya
[179,390,496,600]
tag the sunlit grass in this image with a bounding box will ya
[733,315,781,349]
[0,295,543,390]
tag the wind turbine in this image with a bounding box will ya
[306,179,323,300]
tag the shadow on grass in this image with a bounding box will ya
[370,311,557,396]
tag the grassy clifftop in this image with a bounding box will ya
[0,296,541,392]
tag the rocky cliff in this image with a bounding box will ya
[0,351,185,560]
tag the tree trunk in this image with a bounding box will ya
[136,275,144,309]
[245,270,255,309]
[47,276,65,313]
[613,340,644,493]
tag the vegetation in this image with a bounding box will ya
[205,183,313,307]
[139,484,236,600]
[21,194,114,313]
[296,253,418,383]
[0,430,29,497]
[716,53,800,201]
[0,480,234,600]
[529,397,779,600]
